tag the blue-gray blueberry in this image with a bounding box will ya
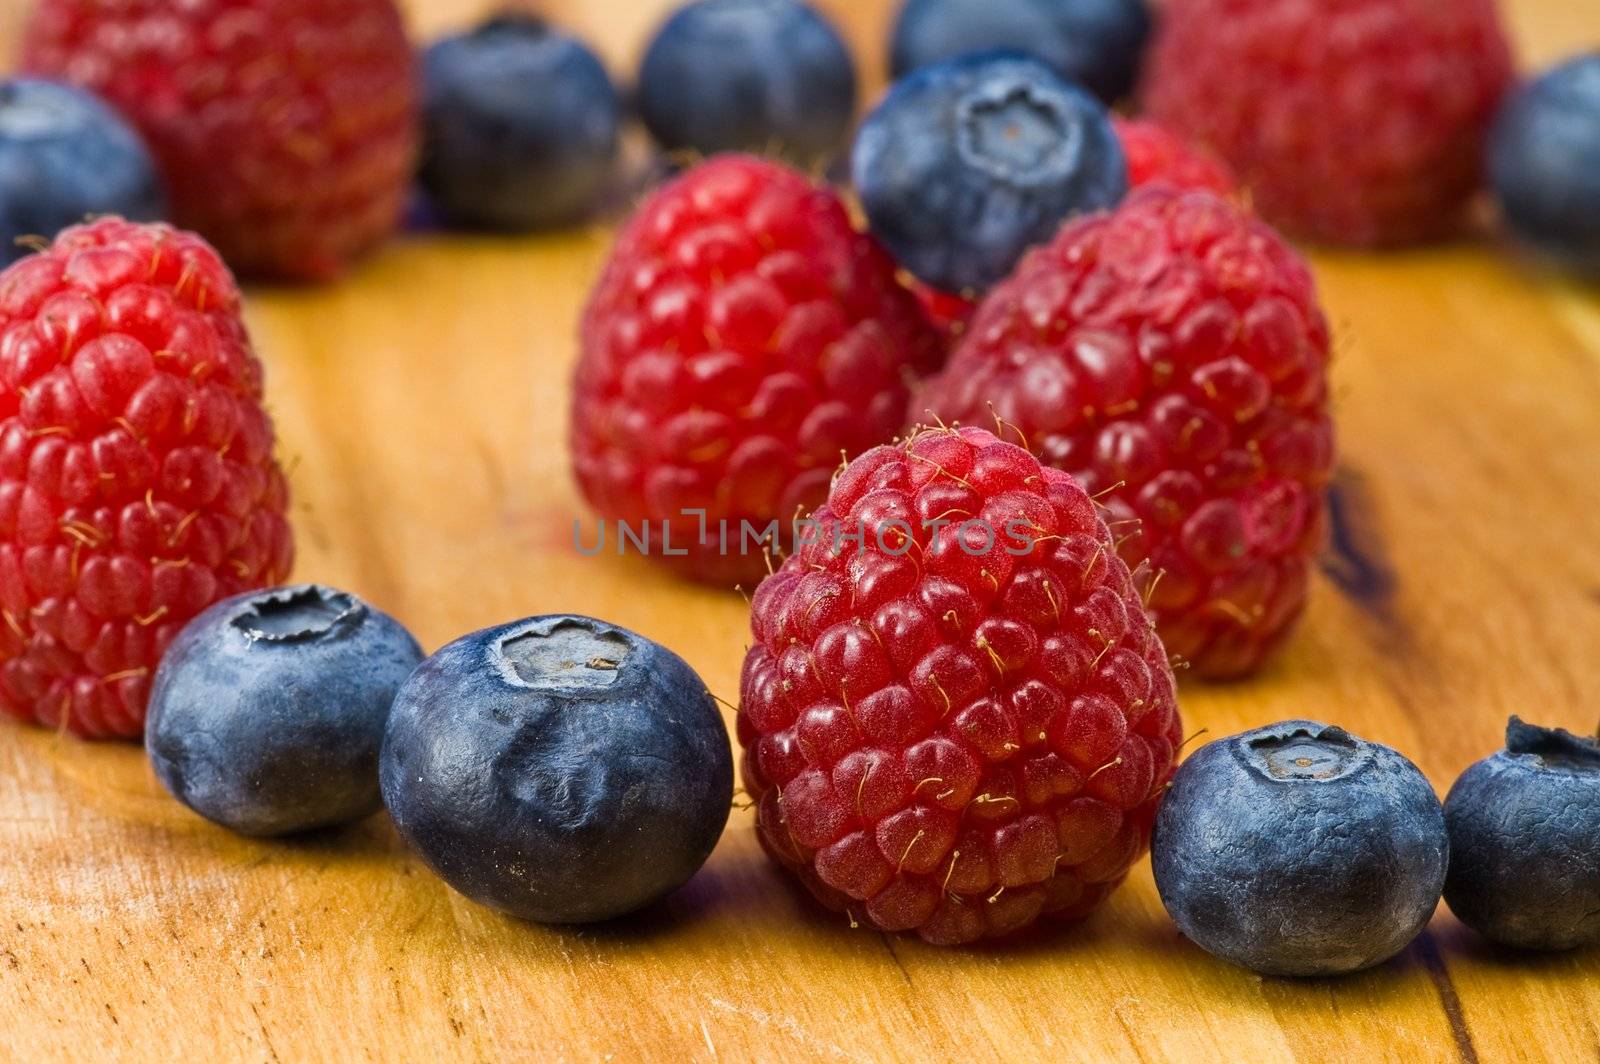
[379,615,733,924]
[851,52,1126,294]
[1151,720,1449,977]
[890,0,1152,104]
[0,78,164,266]
[636,0,857,165]
[1489,53,1600,277]
[1444,717,1600,952]
[420,15,622,231]
[145,585,424,837]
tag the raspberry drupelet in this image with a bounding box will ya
[908,279,978,345]
[1113,117,1237,198]
[917,189,1335,679]
[738,427,1183,945]
[23,0,418,281]
[0,219,294,738]
[572,155,943,586]
[1142,0,1513,246]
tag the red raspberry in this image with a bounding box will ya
[22,0,418,282]
[1114,117,1237,197]
[1143,0,1513,246]
[572,155,942,585]
[737,427,1182,945]
[0,218,294,738]
[908,279,977,344]
[917,189,1334,679]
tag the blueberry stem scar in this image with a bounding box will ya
[493,617,632,689]
[1236,722,1374,783]
[1505,715,1600,771]
[231,585,363,643]
[959,84,1080,186]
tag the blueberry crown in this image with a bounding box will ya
[946,54,1095,189]
[1504,715,1600,771]
[231,585,365,644]
[492,616,631,691]
[475,13,551,39]
[1234,720,1374,783]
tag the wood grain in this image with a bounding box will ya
[2,0,1600,1060]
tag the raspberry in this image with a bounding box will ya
[737,427,1182,945]
[1114,117,1237,197]
[1143,0,1513,246]
[908,279,977,345]
[917,189,1334,679]
[0,218,294,738]
[22,0,418,281]
[572,155,942,585]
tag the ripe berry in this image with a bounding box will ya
[0,78,165,267]
[737,427,1183,945]
[1113,117,1237,197]
[381,615,733,924]
[890,0,1152,105]
[1489,54,1600,277]
[420,15,622,231]
[146,584,422,836]
[853,52,1127,294]
[0,218,295,739]
[1444,717,1600,952]
[22,0,419,281]
[918,188,1334,679]
[571,155,942,586]
[908,279,978,345]
[1153,720,1447,976]
[1144,0,1514,246]
[638,0,857,166]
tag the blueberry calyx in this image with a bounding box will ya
[959,80,1083,188]
[1504,715,1600,772]
[230,584,366,644]
[1233,720,1373,783]
[492,616,631,690]
[474,12,550,39]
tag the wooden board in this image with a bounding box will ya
[3,0,1600,1060]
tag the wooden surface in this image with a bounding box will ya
[3,0,1600,1060]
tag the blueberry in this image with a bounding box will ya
[419,15,622,231]
[890,0,1152,104]
[145,585,424,837]
[379,615,733,924]
[0,78,164,266]
[852,52,1127,294]
[637,0,857,165]
[1151,720,1448,977]
[1443,717,1600,951]
[1489,53,1600,276]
